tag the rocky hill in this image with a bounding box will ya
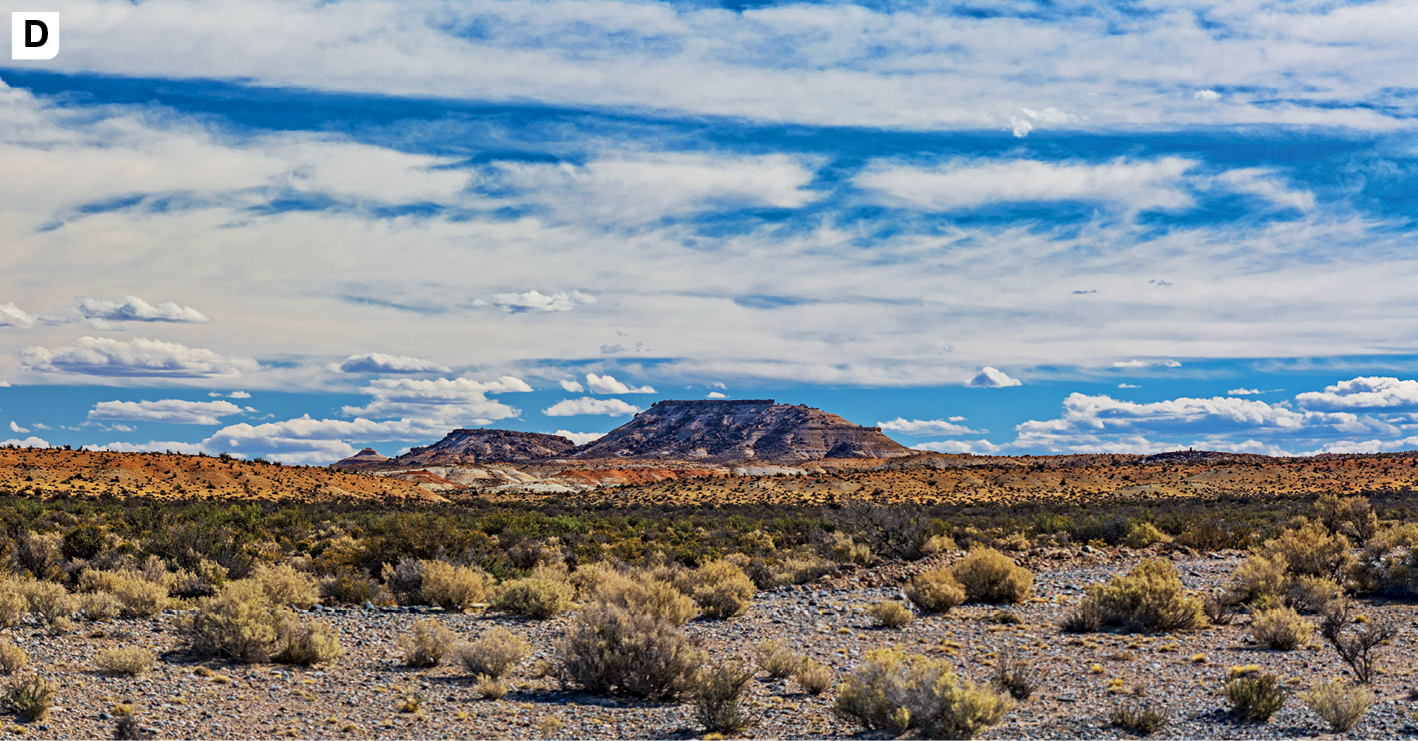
[570,399,912,462]
[334,429,576,469]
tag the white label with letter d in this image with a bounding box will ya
[12,12,60,60]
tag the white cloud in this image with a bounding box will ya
[1,436,49,449]
[543,397,642,417]
[585,373,655,394]
[60,295,209,326]
[1118,383,1141,389]
[0,303,36,328]
[334,353,451,374]
[912,439,1001,455]
[490,290,597,313]
[878,418,985,436]
[17,337,258,378]
[341,376,531,425]
[559,379,585,393]
[97,440,205,455]
[8,422,28,434]
[1008,117,1033,138]
[706,391,727,399]
[229,391,251,399]
[554,430,606,446]
[966,367,1022,388]
[200,415,451,464]
[1111,359,1183,369]
[1228,388,1262,396]
[88,399,245,425]
[1295,376,1418,410]
[1214,169,1315,211]
[1194,90,1222,101]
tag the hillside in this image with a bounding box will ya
[333,429,575,470]
[571,399,912,462]
[0,447,440,502]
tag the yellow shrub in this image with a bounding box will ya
[693,561,756,619]
[95,647,155,676]
[252,563,320,611]
[417,560,491,611]
[868,600,914,629]
[906,568,966,613]
[834,648,1012,739]
[1249,606,1312,650]
[78,569,170,618]
[493,578,574,619]
[1076,560,1206,633]
[950,548,1033,603]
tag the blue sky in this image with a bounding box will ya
[5,0,1418,462]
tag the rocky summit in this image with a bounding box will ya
[333,429,576,469]
[571,399,912,462]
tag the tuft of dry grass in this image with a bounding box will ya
[95,647,155,676]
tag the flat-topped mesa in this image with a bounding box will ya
[571,399,911,462]
[393,429,577,466]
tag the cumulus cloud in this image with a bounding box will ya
[0,303,36,328]
[54,296,210,327]
[543,397,642,417]
[1111,359,1182,369]
[706,391,727,398]
[341,376,530,425]
[1296,376,1418,410]
[201,415,451,464]
[334,353,451,374]
[9,422,28,434]
[554,430,606,446]
[966,367,1022,388]
[490,291,597,313]
[18,338,258,378]
[98,440,206,455]
[878,418,985,436]
[912,439,1002,455]
[1194,90,1222,101]
[1229,388,1262,396]
[1,436,49,449]
[585,373,655,394]
[559,379,585,393]
[1118,383,1141,389]
[88,399,246,425]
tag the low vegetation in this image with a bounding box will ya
[949,548,1033,603]
[1300,680,1372,732]
[557,603,701,700]
[834,647,1012,739]
[398,618,456,667]
[1223,670,1286,723]
[1064,560,1205,633]
[694,659,756,734]
[95,647,155,676]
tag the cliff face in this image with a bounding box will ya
[333,430,576,469]
[570,399,911,462]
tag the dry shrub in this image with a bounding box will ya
[24,581,75,625]
[1228,552,1289,605]
[834,648,1012,740]
[590,570,696,626]
[169,559,228,600]
[906,568,966,614]
[1287,575,1344,615]
[493,578,574,619]
[825,532,872,565]
[1316,493,1378,542]
[473,674,509,700]
[273,617,344,666]
[772,554,835,586]
[1075,560,1205,633]
[868,600,914,629]
[1319,600,1396,684]
[1300,679,1371,732]
[77,569,169,618]
[13,532,63,581]
[795,658,834,696]
[991,651,1039,701]
[756,640,802,679]
[183,579,283,663]
[1202,594,1234,625]
[456,627,529,680]
[1262,521,1352,578]
[252,563,320,610]
[398,618,456,667]
[78,591,123,622]
[320,569,375,606]
[1060,598,1103,633]
[949,548,1033,603]
[1110,700,1168,736]
[695,659,755,734]
[1123,523,1171,549]
[95,647,155,676]
[1249,606,1312,650]
[1356,523,1418,598]
[693,560,756,619]
[920,534,958,556]
[416,560,492,611]
[113,715,153,741]
[0,641,27,675]
[2,673,54,721]
[557,603,701,700]
[1224,672,1286,723]
[0,581,26,628]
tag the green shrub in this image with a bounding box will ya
[1123,522,1171,549]
[1249,606,1311,650]
[1316,494,1378,542]
[1224,672,1286,722]
[252,563,320,610]
[1300,679,1371,732]
[949,548,1033,603]
[1074,560,1205,633]
[2,673,54,721]
[417,560,492,611]
[398,618,456,667]
[794,658,834,696]
[1228,552,1289,605]
[183,579,284,663]
[693,560,756,619]
[0,641,27,675]
[868,600,914,629]
[493,578,574,619]
[834,647,1012,739]
[906,568,966,614]
[95,647,155,676]
[77,569,169,618]
[694,659,755,734]
[557,603,701,700]
[273,617,344,665]
[456,627,529,680]
[1261,521,1351,578]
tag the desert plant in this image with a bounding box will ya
[1123,522,1171,549]
[1074,560,1206,633]
[920,534,958,556]
[79,591,123,622]
[1060,598,1102,633]
[825,532,872,565]
[906,568,966,614]
[1316,493,1378,542]
[252,563,320,610]
[795,658,834,696]
[868,600,914,628]
[1262,521,1352,579]
[183,579,284,663]
[456,627,529,680]
[77,569,170,618]
[416,560,491,611]
[755,640,802,679]
[1224,672,1286,723]
[694,659,756,734]
[991,651,1039,700]
[1110,700,1168,736]
[273,617,344,665]
[473,674,509,700]
[949,548,1033,603]
[0,582,26,629]
[95,647,155,676]
[693,560,756,619]
[113,713,154,740]
[2,672,54,721]
[1319,600,1396,684]
[1300,679,1372,732]
[24,581,75,625]
[1228,552,1289,605]
[1201,594,1234,625]
[0,642,27,676]
[398,618,456,667]
[1249,606,1312,650]
[1286,575,1343,614]
[493,578,574,619]
[556,603,701,700]
[590,570,698,626]
[834,647,1013,739]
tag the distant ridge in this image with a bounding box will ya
[333,429,575,469]
[570,398,911,462]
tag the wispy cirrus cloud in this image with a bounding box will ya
[88,399,247,425]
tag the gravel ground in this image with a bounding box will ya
[10,550,1418,740]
